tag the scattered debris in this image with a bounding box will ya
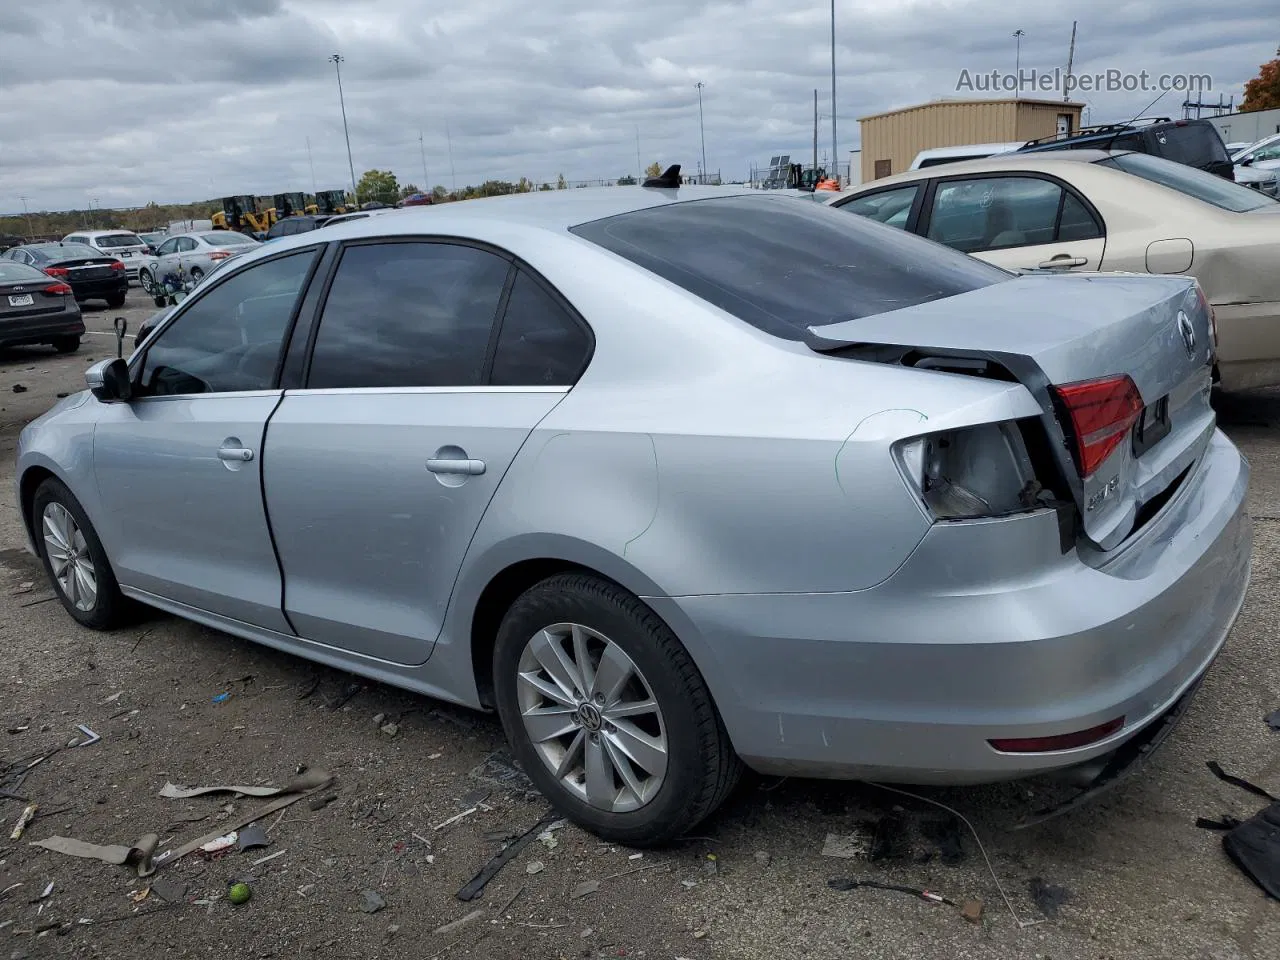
[308,793,338,812]
[10,804,37,840]
[100,691,123,704]
[329,681,363,711]
[693,930,708,940]
[29,834,160,877]
[821,829,875,860]
[754,851,771,867]
[228,882,252,906]
[360,889,386,914]
[252,849,287,867]
[12,582,34,595]
[380,723,400,738]
[12,384,27,393]
[433,909,483,935]
[828,877,953,905]
[212,693,230,704]
[159,768,332,799]
[961,899,984,923]
[581,927,594,939]
[460,788,491,808]
[628,852,643,861]
[703,854,718,876]
[149,878,187,903]
[680,880,698,889]
[1199,760,1280,899]
[1,883,23,900]
[1027,877,1072,918]
[455,811,560,902]
[372,714,387,726]
[469,751,536,795]
[495,885,525,915]
[199,832,239,859]
[237,825,270,851]
[537,819,567,850]
[39,881,54,899]
[1265,709,1280,732]
[570,879,600,900]
[525,861,545,875]
[434,807,478,831]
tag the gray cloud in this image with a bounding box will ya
[2,0,1276,212]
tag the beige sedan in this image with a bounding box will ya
[830,149,1280,391]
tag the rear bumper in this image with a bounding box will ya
[653,429,1251,783]
[1213,301,1280,391]
[0,310,85,347]
[70,277,129,300]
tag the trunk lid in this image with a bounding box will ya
[806,272,1216,550]
[54,257,120,281]
[0,278,69,318]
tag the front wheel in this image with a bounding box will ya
[32,477,133,630]
[189,267,204,282]
[138,269,157,296]
[493,573,741,847]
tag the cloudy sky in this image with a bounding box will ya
[1,0,1277,212]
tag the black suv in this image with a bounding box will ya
[265,215,332,241]
[1017,117,1234,180]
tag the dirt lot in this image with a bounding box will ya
[1,287,1278,960]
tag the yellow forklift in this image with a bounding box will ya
[211,196,274,238]
[310,189,351,216]
[272,192,307,220]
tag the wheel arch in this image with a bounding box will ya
[18,464,58,549]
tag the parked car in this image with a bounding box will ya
[133,255,240,342]
[16,189,1248,844]
[61,230,151,280]
[1232,162,1280,197]
[1231,133,1280,173]
[829,149,1280,391]
[2,242,129,307]
[264,215,331,243]
[320,208,398,228]
[1017,117,1234,180]
[137,231,167,254]
[0,260,84,352]
[909,142,1024,170]
[137,231,261,291]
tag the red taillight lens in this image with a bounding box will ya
[989,716,1124,753]
[1052,375,1143,478]
[44,267,70,277]
[110,261,126,271]
[208,251,232,261]
[43,282,72,295]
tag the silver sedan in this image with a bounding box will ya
[138,230,261,292]
[15,184,1251,845]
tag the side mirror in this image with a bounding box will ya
[86,358,133,403]
[1241,157,1253,167]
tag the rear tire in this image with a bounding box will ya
[139,269,156,296]
[32,477,133,630]
[53,336,80,354]
[106,292,126,309]
[190,267,204,282]
[493,573,741,847]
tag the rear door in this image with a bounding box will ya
[91,248,322,629]
[920,174,1106,272]
[263,240,588,664]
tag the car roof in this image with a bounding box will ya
[63,229,140,238]
[841,149,1121,192]
[914,142,1025,159]
[20,241,98,253]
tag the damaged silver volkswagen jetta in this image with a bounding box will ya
[15,181,1251,845]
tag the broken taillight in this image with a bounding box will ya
[1052,375,1143,479]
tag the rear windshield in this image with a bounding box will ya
[569,195,1011,339]
[0,262,48,282]
[204,232,258,245]
[1155,123,1229,166]
[96,233,144,248]
[33,243,101,260]
[1096,153,1277,212]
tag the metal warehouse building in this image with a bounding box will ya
[857,97,1085,183]
[1208,107,1280,147]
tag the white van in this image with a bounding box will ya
[908,142,1025,170]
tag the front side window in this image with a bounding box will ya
[926,176,1070,252]
[307,241,510,389]
[490,271,592,386]
[835,185,920,229]
[157,238,180,256]
[1096,153,1277,212]
[177,237,199,252]
[138,250,316,396]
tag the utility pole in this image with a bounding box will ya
[306,137,317,195]
[830,0,838,186]
[1013,29,1026,89]
[328,53,358,204]
[813,89,819,180]
[419,131,429,191]
[694,82,708,184]
[445,120,457,192]
[635,126,642,182]
[19,197,34,240]
[1063,21,1077,103]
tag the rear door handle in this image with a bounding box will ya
[218,447,254,462]
[426,458,486,476]
[1038,255,1088,269]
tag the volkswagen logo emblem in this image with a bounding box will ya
[1176,311,1196,360]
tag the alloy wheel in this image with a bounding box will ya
[42,502,97,612]
[516,622,668,813]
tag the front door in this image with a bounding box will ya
[92,248,320,630]
[263,242,591,665]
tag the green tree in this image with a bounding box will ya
[516,177,534,193]
[431,185,449,201]
[399,183,421,199]
[1242,53,1280,112]
[539,182,553,191]
[556,173,568,190]
[355,169,400,205]
[644,162,662,178]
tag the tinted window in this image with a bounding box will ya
[44,243,101,260]
[139,250,316,396]
[836,185,919,229]
[1155,124,1228,166]
[927,177,1065,252]
[207,232,258,246]
[157,238,180,255]
[308,242,510,389]
[1058,193,1103,241]
[95,233,143,248]
[1096,153,1277,211]
[491,271,591,386]
[571,196,1009,340]
[0,261,47,282]
[65,236,86,245]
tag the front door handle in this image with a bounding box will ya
[426,458,486,476]
[218,447,254,462]
[1038,255,1088,269]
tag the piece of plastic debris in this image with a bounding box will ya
[298,884,315,896]
[12,384,27,393]
[380,723,399,738]
[372,714,387,726]
[130,888,150,904]
[754,851,771,866]
[148,878,187,903]
[961,899,984,923]
[693,930,708,940]
[252,849,287,867]
[199,832,239,858]
[360,889,386,914]
[159,768,333,800]
[228,882,252,905]
[308,793,338,811]
[212,693,230,704]
[237,825,270,851]
[10,804,37,840]
[581,928,594,939]
[680,879,698,889]
[821,831,874,859]
[100,692,123,704]
[455,811,560,903]
[40,881,54,899]
[433,807,478,831]
[570,879,600,900]
[433,909,483,935]
[526,861,545,875]
[827,877,955,905]
[628,852,643,861]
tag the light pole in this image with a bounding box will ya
[19,197,34,240]
[831,0,838,185]
[694,81,708,183]
[328,53,358,205]
[1013,29,1026,90]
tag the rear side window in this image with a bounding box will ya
[1155,124,1228,167]
[490,271,592,386]
[570,196,1010,340]
[307,242,510,389]
[836,185,919,229]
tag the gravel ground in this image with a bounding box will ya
[1,287,1277,959]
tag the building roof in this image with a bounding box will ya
[858,97,1086,123]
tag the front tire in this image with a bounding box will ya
[189,267,204,282]
[32,478,132,630]
[139,269,157,296]
[493,573,741,846]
